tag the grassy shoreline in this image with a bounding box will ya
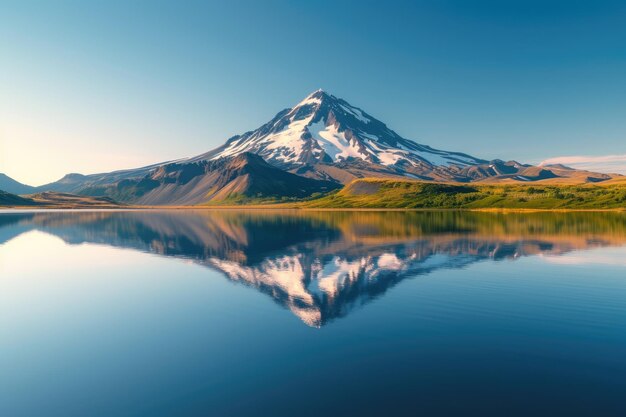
[2,205,625,212]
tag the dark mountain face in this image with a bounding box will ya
[0,173,36,195]
[204,152,341,199]
[70,152,340,205]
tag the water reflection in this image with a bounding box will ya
[2,210,626,326]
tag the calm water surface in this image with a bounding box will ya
[1,210,626,416]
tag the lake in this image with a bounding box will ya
[1,210,626,416]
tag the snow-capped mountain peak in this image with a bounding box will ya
[192,90,485,174]
[294,88,327,107]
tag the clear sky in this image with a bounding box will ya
[1,0,625,185]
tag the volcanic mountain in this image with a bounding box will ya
[189,89,488,181]
[12,89,615,205]
[189,89,612,183]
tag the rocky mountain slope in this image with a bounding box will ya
[66,152,340,205]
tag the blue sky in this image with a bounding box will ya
[1,0,625,185]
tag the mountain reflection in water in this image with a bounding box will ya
[2,210,626,327]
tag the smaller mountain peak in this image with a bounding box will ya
[229,152,266,166]
[56,173,87,184]
[61,173,86,180]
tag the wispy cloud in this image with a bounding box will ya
[540,154,626,174]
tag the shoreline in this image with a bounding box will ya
[1,205,625,213]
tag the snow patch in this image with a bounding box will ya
[295,91,323,108]
[261,116,311,162]
[365,138,411,165]
[308,120,367,162]
[338,103,370,124]
[378,253,404,270]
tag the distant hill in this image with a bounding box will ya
[0,190,39,206]
[0,190,121,208]
[26,192,122,208]
[0,174,35,194]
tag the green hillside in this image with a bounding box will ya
[300,179,626,210]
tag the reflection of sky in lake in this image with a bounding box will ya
[541,246,626,266]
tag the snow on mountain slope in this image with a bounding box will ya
[192,89,485,171]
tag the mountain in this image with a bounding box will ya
[188,90,613,183]
[63,152,340,205]
[34,161,178,194]
[36,89,617,204]
[0,173,36,194]
[190,89,488,183]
